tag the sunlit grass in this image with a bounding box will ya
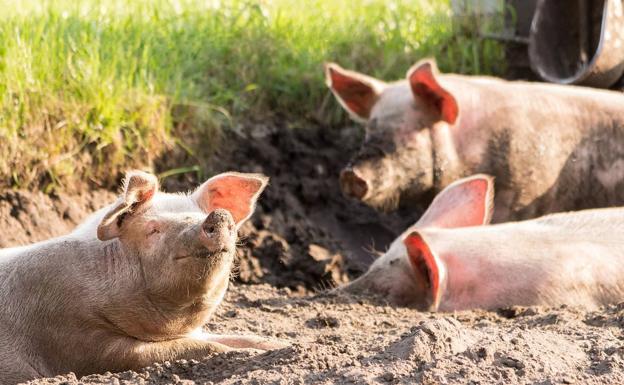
[0,0,505,191]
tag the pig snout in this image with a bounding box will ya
[200,209,236,254]
[340,167,370,200]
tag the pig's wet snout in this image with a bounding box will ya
[340,167,370,200]
[200,209,235,253]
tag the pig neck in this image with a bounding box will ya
[421,211,624,310]
[430,120,464,191]
[421,225,550,310]
[0,236,115,355]
[89,237,225,340]
[428,78,485,191]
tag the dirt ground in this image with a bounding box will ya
[5,123,624,384]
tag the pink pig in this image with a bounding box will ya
[343,174,624,311]
[0,170,284,384]
[326,60,624,221]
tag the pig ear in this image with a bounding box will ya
[97,170,159,241]
[417,174,494,229]
[325,62,385,122]
[407,60,459,124]
[192,172,269,227]
[404,231,445,311]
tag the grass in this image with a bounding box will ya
[0,0,506,191]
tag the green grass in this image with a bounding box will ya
[0,0,506,191]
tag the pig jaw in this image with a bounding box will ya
[164,210,238,326]
[161,210,237,305]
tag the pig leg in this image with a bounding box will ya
[0,360,42,385]
[109,338,234,370]
[204,334,288,350]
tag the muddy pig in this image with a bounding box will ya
[342,174,624,311]
[0,170,283,384]
[325,59,624,221]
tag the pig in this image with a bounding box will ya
[0,170,283,384]
[342,174,624,311]
[325,59,624,221]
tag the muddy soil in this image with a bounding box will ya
[5,123,624,384]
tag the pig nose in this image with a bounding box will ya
[340,168,370,200]
[201,209,235,252]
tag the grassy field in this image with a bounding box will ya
[0,0,506,191]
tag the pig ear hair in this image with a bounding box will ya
[192,172,269,227]
[403,231,445,311]
[416,174,494,229]
[407,59,459,124]
[97,170,159,241]
[324,62,385,123]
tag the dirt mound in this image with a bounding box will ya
[30,285,624,385]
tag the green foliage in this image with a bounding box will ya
[0,0,505,190]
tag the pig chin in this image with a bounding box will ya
[193,245,234,260]
[361,190,402,212]
[356,162,433,212]
[363,178,424,212]
[174,246,234,262]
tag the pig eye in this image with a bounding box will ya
[147,228,160,236]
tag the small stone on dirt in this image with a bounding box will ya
[306,313,341,329]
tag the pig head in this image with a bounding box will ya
[326,60,458,211]
[326,59,624,220]
[341,174,494,309]
[92,170,265,337]
[0,170,283,384]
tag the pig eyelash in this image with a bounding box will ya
[148,228,160,236]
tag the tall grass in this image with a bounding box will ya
[0,0,505,191]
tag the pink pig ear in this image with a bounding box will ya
[417,174,494,229]
[97,170,159,241]
[192,172,269,226]
[404,231,445,311]
[325,62,386,122]
[407,60,459,124]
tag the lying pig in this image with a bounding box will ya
[325,59,624,221]
[342,174,624,311]
[0,170,282,384]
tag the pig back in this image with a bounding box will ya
[452,77,624,220]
